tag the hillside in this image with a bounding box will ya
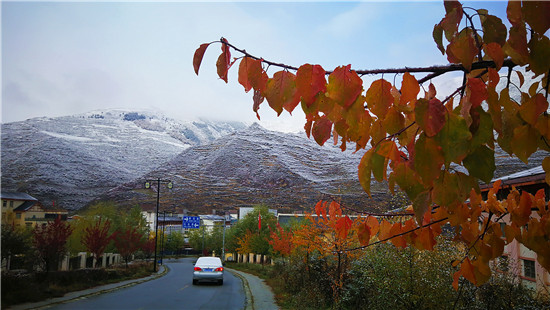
[1,110,245,210]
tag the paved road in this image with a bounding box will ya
[46,258,245,310]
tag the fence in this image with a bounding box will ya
[1,252,122,272]
[224,253,273,265]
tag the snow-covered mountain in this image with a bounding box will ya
[99,123,390,214]
[1,110,246,210]
[2,108,546,214]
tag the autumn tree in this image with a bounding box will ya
[141,236,156,259]
[82,216,113,268]
[228,206,277,255]
[32,216,73,271]
[113,227,145,267]
[194,1,550,288]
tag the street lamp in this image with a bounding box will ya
[145,178,173,272]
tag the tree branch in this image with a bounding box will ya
[337,217,449,253]
[219,38,516,80]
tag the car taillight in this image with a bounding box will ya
[215,267,224,272]
[194,267,202,271]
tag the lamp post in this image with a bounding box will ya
[145,178,172,272]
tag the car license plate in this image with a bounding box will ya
[204,268,212,272]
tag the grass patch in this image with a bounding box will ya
[1,262,155,308]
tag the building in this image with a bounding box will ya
[480,166,550,293]
[239,207,277,220]
[1,192,68,228]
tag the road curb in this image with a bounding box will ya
[227,268,254,310]
[8,264,169,310]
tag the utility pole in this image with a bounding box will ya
[144,178,172,272]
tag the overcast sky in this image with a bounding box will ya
[1,1,509,132]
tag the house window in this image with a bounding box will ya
[2,201,6,207]
[16,213,21,219]
[9,201,14,207]
[523,259,536,279]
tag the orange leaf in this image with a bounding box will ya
[193,43,210,75]
[312,116,333,146]
[519,93,549,126]
[510,191,533,227]
[327,65,363,109]
[358,150,374,196]
[366,216,380,236]
[447,28,479,72]
[460,258,476,285]
[484,43,504,71]
[378,219,393,241]
[264,70,299,115]
[296,64,327,107]
[417,226,436,250]
[452,270,461,291]
[472,258,492,286]
[366,79,393,119]
[399,72,420,106]
[389,222,407,248]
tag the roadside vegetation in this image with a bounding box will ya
[1,261,153,308]
[230,241,549,310]
[1,202,158,307]
[223,206,549,309]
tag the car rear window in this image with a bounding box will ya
[196,257,222,265]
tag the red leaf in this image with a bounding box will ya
[336,216,353,239]
[415,98,446,137]
[506,1,522,26]
[487,68,500,89]
[357,222,371,246]
[312,116,333,146]
[329,201,342,219]
[326,65,363,109]
[522,1,550,34]
[296,64,327,107]
[193,43,210,75]
[238,57,268,94]
[253,89,264,120]
[467,78,488,108]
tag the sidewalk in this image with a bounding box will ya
[227,268,279,310]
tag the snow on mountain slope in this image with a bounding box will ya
[1,110,246,210]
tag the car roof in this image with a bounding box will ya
[196,257,222,264]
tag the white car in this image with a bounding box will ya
[193,257,224,285]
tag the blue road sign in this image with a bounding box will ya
[182,216,201,229]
